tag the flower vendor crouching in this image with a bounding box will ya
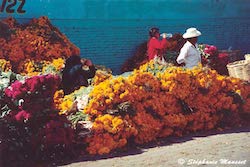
[62,55,96,95]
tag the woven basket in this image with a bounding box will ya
[227,60,250,81]
[243,62,250,81]
[245,54,250,61]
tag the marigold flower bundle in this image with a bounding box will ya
[82,61,249,155]
[92,70,112,86]
[85,114,137,154]
[55,86,93,115]
[0,16,79,73]
[53,89,65,112]
[17,58,65,76]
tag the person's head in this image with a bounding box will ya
[80,58,93,66]
[182,27,201,44]
[187,37,198,45]
[149,27,160,38]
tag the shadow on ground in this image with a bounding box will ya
[55,124,250,167]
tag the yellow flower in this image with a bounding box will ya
[60,99,74,115]
[83,61,250,155]
[52,58,65,71]
[53,90,64,111]
[0,59,12,72]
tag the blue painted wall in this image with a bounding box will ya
[1,0,250,74]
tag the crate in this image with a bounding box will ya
[227,60,250,81]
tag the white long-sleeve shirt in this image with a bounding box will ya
[176,41,201,69]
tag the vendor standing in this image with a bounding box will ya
[176,27,202,69]
[147,27,169,62]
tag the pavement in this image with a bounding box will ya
[59,126,250,167]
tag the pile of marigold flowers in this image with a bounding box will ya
[18,57,65,76]
[76,61,249,155]
[0,16,80,73]
[1,60,249,165]
[0,15,249,162]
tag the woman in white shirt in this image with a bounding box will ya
[176,27,202,69]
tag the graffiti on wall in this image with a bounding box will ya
[0,0,26,14]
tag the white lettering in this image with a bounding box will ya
[220,159,247,165]
[187,159,218,165]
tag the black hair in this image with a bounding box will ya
[149,27,159,38]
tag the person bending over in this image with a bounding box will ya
[62,55,96,95]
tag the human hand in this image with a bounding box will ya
[161,33,173,38]
[160,33,167,38]
[178,62,185,67]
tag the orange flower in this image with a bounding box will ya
[82,61,250,155]
[53,90,64,111]
[0,16,79,74]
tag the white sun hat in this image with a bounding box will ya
[182,27,201,39]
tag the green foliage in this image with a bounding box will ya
[67,111,89,127]
[0,71,26,118]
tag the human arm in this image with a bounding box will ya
[68,64,83,76]
[83,65,96,78]
[151,38,168,50]
[176,47,188,65]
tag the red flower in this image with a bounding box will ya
[218,53,229,64]
[25,76,41,92]
[204,45,218,56]
[41,116,74,146]
[14,110,31,122]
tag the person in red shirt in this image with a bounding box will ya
[147,27,169,62]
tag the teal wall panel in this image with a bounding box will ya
[1,0,250,74]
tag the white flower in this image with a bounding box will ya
[76,94,89,111]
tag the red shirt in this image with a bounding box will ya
[147,37,168,60]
